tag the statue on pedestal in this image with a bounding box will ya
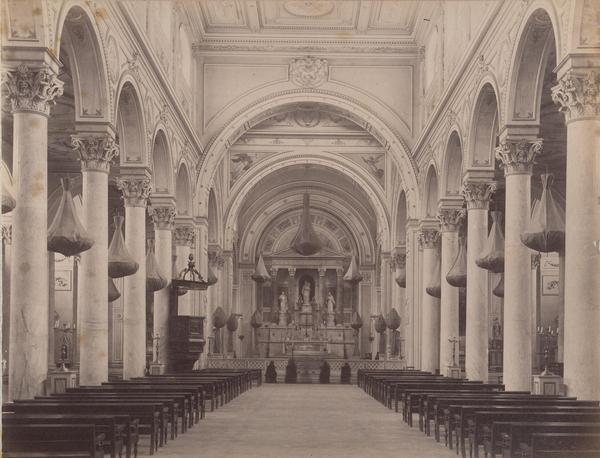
[301,281,311,305]
[279,291,288,313]
[326,291,336,326]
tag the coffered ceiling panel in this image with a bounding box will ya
[258,1,359,31]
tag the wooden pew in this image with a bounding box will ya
[525,432,600,457]
[491,422,600,458]
[2,413,130,458]
[3,402,161,456]
[2,424,104,458]
[133,376,225,408]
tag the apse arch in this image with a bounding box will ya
[423,164,439,219]
[195,92,419,220]
[467,82,500,169]
[54,3,110,122]
[175,163,192,216]
[441,130,464,197]
[222,153,391,252]
[115,78,147,165]
[151,129,173,195]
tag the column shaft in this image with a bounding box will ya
[440,229,460,374]
[419,229,440,374]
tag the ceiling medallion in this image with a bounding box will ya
[283,1,334,17]
[290,56,328,88]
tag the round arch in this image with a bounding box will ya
[423,164,440,219]
[394,190,408,247]
[175,162,192,216]
[441,130,464,197]
[207,188,221,247]
[115,78,147,166]
[222,153,392,251]
[468,82,500,169]
[195,91,419,219]
[151,128,173,195]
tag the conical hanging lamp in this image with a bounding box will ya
[476,211,505,273]
[48,178,94,257]
[207,264,218,286]
[521,173,565,253]
[386,308,401,330]
[291,193,322,256]
[213,306,227,329]
[374,313,387,334]
[108,277,121,302]
[2,181,16,214]
[350,311,363,330]
[493,274,504,298]
[226,313,239,332]
[343,256,363,283]
[251,254,270,283]
[250,308,263,329]
[446,235,467,287]
[395,258,406,288]
[425,255,442,298]
[146,240,167,292]
[108,215,139,278]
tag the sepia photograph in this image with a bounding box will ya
[0,0,599,456]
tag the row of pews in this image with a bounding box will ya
[2,368,262,458]
[359,369,600,458]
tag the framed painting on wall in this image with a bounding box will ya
[542,275,559,296]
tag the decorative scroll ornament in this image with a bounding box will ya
[108,215,139,278]
[495,139,543,175]
[108,277,121,302]
[476,211,505,273]
[425,255,442,298]
[521,173,565,253]
[116,177,152,207]
[174,226,195,247]
[146,240,167,292]
[2,182,16,214]
[461,182,496,210]
[417,229,440,250]
[350,311,363,330]
[251,309,263,329]
[446,235,467,288]
[71,135,119,173]
[149,206,177,231]
[374,314,387,334]
[290,56,328,88]
[213,306,227,329]
[386,308,401,330]
[47,178,94,257]
[551,70,600,121]
[343,255,363,283]
[251,254,271,283]
[438,208,465,232]
[2,64,64,115]
[292,193,322,255]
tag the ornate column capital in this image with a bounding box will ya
[552,70,600,122]
[495,139,543,176]
[174,225,195,247]
[117,176,152,207]
[417,229,440,250]
[288,267,297,278]
[336,267,344,277]
[461,181,496,210]
[270,266,278,278]
[149,205,176,231]
[437,208,466,232]
[318,267,327,277]
[391,253,407,269]
[71,135,119,173]
[2,64,64,115]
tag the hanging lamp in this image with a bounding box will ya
[374,314,387,334]
[476,211,505,273]
[350,311,363,330]
[446,235,467,287]
[250,309,263,329]
[521,173,565,253]
[386,308,401,331]
[395,258,406,288]
[47,178,94,257]
[251,254,270,283]
[343,256,363,283]
[291,193,322,256]
[146,240,167,292]
[2,181,16,214]
[108,215,139,278]
[207,264,218,286]
[213,306,227,329]
[493,274,504,298]
[108,277,121,302]
[425,255,442,298]
[226,313,239,332]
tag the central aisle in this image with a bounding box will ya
[146,384,455,458]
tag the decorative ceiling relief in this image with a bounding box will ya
[284,1,335,17]
[290,56,329,87]
[343,153,386,188]
[229,151,276,186]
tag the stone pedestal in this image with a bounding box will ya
[533,371,564,396]
[46,370,78,394]
[118,176,151,380]
[73,135,118,386]
[278,311,287,326]
[462,182,495,382]
[5,63,63,400]
[418,227,440,374]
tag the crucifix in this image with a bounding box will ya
[449,336,459,366]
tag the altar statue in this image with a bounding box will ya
[301,281,311,305]
[279,291,288,313]
[326,291,336,314]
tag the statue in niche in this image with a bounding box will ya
[326,291,336,314]
[279,291,288,313]
[301,281,311,305]
[492,317,502,341]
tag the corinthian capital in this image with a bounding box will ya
[417,229,440,250]
[495,139,543,175]
[71,135,119,173]
[461,181,496,210]
[149,205,176,231]
[2,64,64,115]
[437,208,466,232]
[117,176,152,208]
[551,70,600,122]
[174,225,195,246]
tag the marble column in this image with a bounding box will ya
[149,203,176,364]
[495,139,541,390]
[418,227,441,374]
[271,267,279,322]
[117,175,151,380]
[462,181,496,382]
[405,220,420,368]
[552,68,600,400]
[335,268,343,313]
[437,207,465,375]
[394,251,407,358]
[4,63,63,400]
[174,224,195,315]
[72,135,119,385]
[288,267,297,310]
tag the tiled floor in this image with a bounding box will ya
[141,384,455,457]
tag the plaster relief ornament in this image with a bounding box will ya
[284,1,335,17]
[290,56,328,88]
